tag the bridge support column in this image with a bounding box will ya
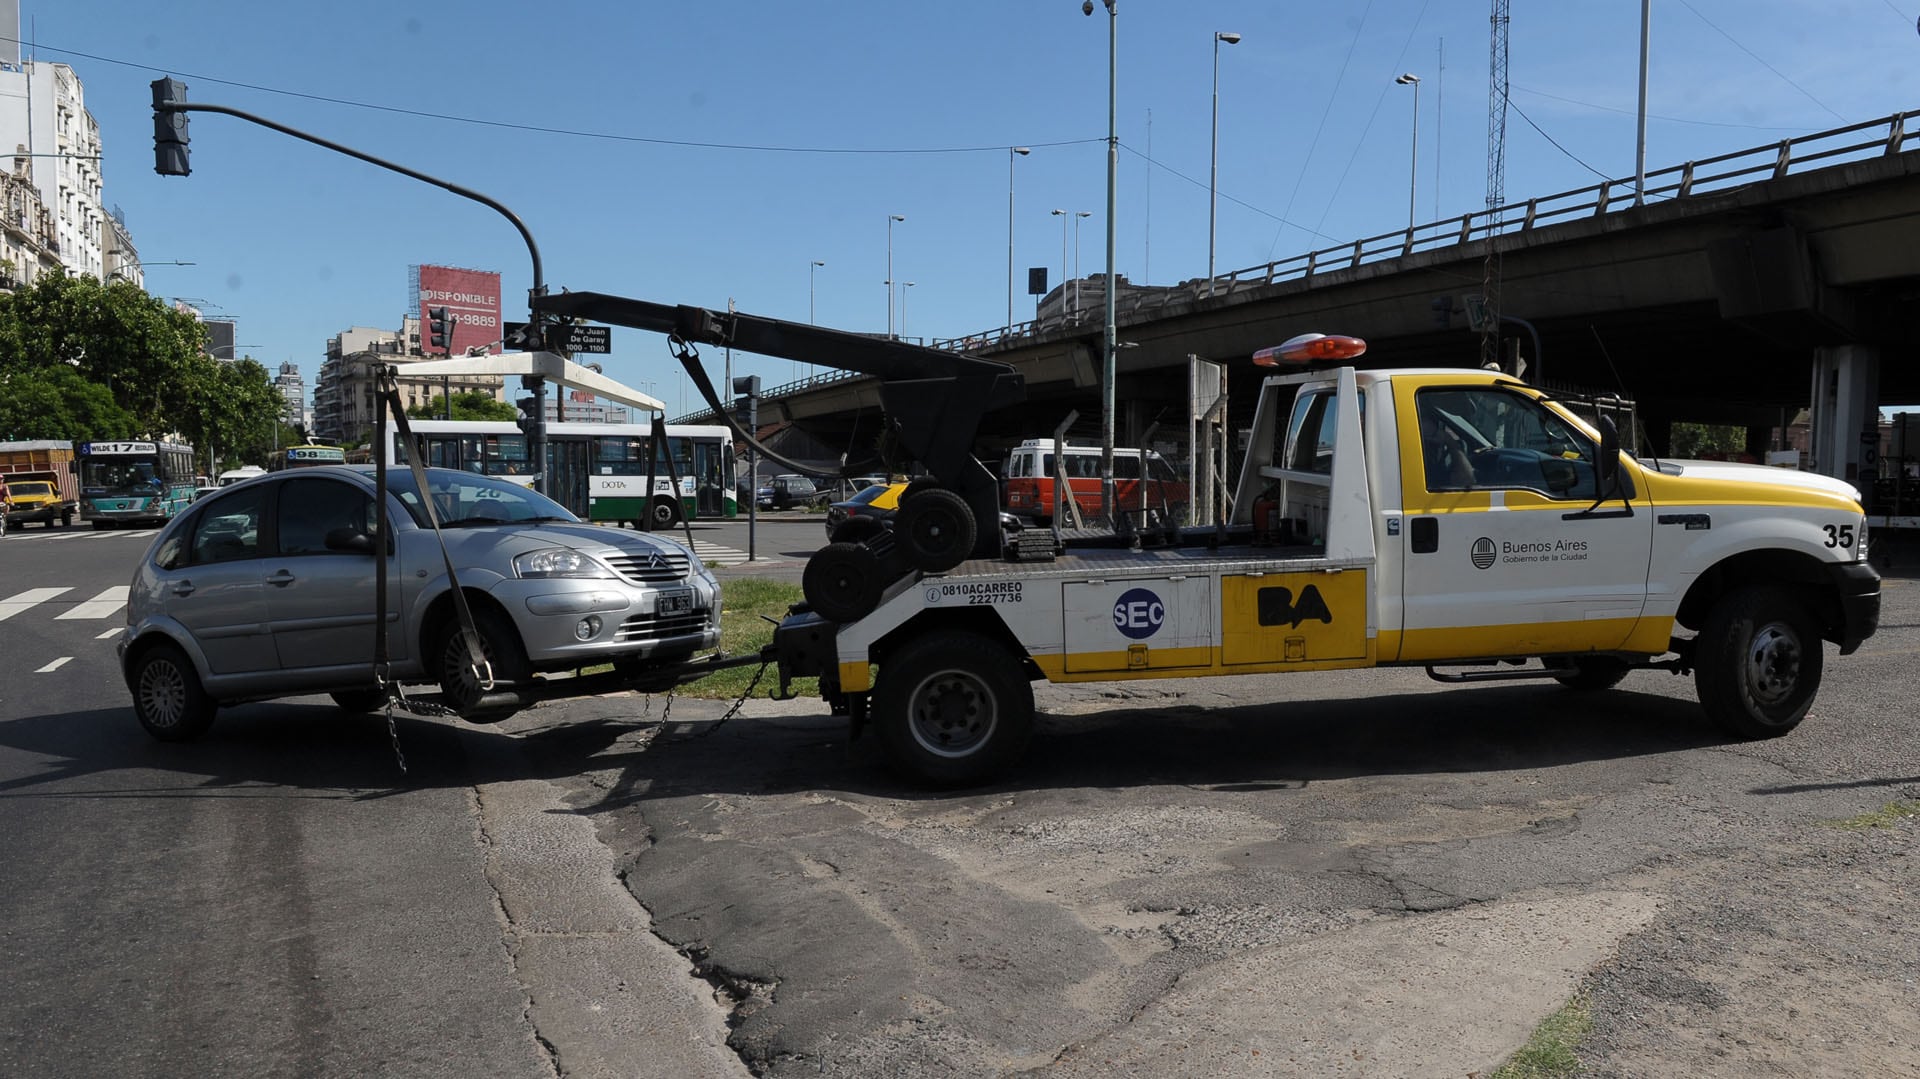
[1807,344,1880,484]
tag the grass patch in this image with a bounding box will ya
[1488,995,1593,1079]
[1825,800,1920,830]
[677,577,819,700]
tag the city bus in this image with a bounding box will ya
[274,443,347,470]
[381,420,737,527]
[76,439,198,529]
[1001,439,1189,526]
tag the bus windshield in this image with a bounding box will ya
[82,459,164,494]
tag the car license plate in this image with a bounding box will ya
[657,589,693,615]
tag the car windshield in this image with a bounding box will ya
[848,484,891,505]
[380,468,578,528]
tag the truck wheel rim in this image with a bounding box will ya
[1745,621,1802,707]
[139,661,187,729]
[907,669,996,758]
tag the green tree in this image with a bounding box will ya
[408,390,518,422]
[0,365,136,440]
[1668,422,1748,459]
[0,273,207,437]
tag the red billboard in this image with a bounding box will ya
[416,264,503,356]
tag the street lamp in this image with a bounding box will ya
[1050,209,1070,323]
[1395,73,1421,234]
[1084,0,1120,523]
[901,281,916,339]
[808,260,825,378]
[1007,146,1030,333]
[1208,30,1240,297]
[885,213,905,337]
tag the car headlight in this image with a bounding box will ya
[513,548,614,579]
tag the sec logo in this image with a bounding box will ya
[1112,587,1166,640]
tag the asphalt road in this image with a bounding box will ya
[5,513,1915,1077]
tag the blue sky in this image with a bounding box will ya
[25,0,1920,415]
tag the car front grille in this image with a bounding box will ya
[600,549,692,584]
[615,610,711,642]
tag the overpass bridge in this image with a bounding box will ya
[681,110,1920,486]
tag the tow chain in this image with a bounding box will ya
[659,658,772,743]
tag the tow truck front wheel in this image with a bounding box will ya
[1694,585,1822,739]
[875,631,1033,787]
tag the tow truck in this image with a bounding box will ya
[528,295,1880,786]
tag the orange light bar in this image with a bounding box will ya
[1251,333,1369,366]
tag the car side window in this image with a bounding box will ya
[187,484,267,565]
[276,478,375,555]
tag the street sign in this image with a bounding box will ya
[503,322,612,354]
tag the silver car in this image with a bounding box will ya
[118,465,721,740]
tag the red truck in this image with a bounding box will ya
[0,441,79,529]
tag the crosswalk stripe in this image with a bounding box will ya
[0,587,72,622]
[36,657,72,673]
[56,586,130,620]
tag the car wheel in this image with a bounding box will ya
[894,487,976,573]
[1547,655,1632,691]
[1694,585,1822,739]
[434,605,530,722]
[803,541,884,622]
[329,687,390,713]
[875,630,1033,787]
[129,642,217,742]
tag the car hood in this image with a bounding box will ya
[1643,458,1863,506]
[426,521,693,561]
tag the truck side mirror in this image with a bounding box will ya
[1596,417,1621,493]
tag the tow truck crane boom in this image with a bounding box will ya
[532,291,1025,561]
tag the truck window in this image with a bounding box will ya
[1416,388,1598,499]
[1282,390,1362,475]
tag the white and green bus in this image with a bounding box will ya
[382,420,737,528]
[77,439,198,529]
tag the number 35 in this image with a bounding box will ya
[1823,524,1855,548]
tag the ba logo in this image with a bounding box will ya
[1256,585,1334,628]
[1470,537,1498,570]
[1112,587,1166,640]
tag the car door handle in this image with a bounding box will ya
[266,570,296,587]
[171,580,195,597]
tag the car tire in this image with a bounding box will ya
[1694,585,1823,739]
[894,487,976,573]
[129,642,217,742]
[434,605,531,721]
[1548,655,1632,691]
[803,541,884,622]
[329,687,390,713]
[875,630,1033,787]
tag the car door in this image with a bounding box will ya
[1394,380,1655,661]
[263,476,404,674]
[161,483,279,676]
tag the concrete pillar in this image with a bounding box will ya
[1807,344,1881,484]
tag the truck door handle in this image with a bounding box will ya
[266,570,296,587]
[1410,517,1438,554]
[171,580,195,597]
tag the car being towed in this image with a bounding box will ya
[118,464,721,741]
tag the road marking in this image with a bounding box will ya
[36,657,72,673]
[0,587,72,622]
[56,585,131,620]
[657,537,752,567]
[96,627,123,640]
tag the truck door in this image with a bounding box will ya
[1394,381,1654,661]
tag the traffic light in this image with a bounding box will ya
[151,78,191,177]
[428,307,452,353]
[515,395,539,437]
[732,375,760,429]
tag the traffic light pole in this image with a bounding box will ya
[149,82,558,491]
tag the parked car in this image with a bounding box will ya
[760,474,822,510]
[118,465,722,741]
[824,482,906,537]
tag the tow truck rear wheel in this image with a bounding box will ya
[894,487,976,573]
[1547,656,1632,691]
[875,630,1033,787]
[1694,585,1822,739]
[803,541,883,622]
[433,606,529,723]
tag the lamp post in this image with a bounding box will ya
[1007,147,1030,333]
[1050,209,1069,323]
[1395,72,1421,234]
[901,281,916,339]
[808,259,825,379]
[1072,211,1092,321]
[1208,30,1240,297]
[885,213,905,337]
[1083,0,1120,523]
